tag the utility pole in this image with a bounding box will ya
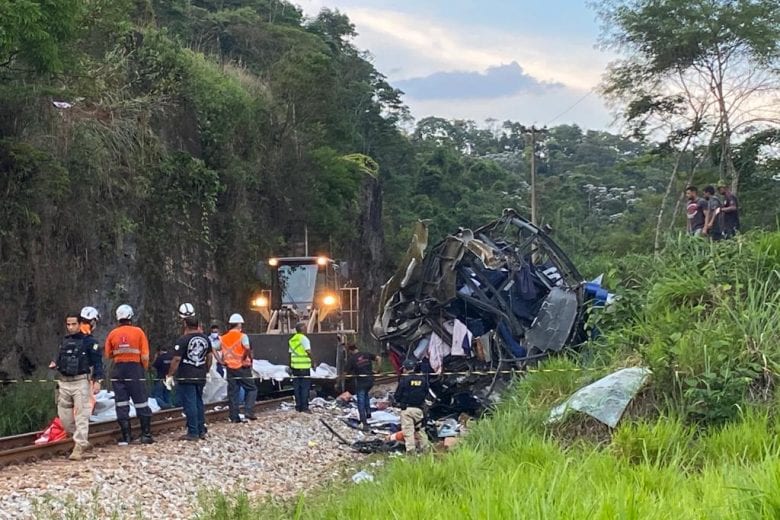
[530,126,537,226]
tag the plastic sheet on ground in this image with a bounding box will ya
[252,359,289,382]
[202,363,228,403]
[351,470,374,483]
[548,367,652,428]
[89,391,162,423]
[311,363,338,379]
[437,418,461,437]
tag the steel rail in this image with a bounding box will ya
[0,375,397,467]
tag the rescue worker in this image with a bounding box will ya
[393,361,434,454]
[52,312,103,461]
[346,343,380,431]
[104,304,154,445]
[288,322,313,413]
[78,306,103,397]
[220,313,257,422]
[167,315,213,440]
[178,302,196,327]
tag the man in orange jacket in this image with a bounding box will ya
[104,304,154,445]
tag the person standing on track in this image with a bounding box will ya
[288,322,313,413]
[220,313,257,422]
[104,304,154,445]
[51,312,103,461]
[346,343,380,431]
[167,315,212,441]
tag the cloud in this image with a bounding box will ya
[341,7,611,89]
[297,1,616,129]
[395,62,562,100]
[404,87,613,130]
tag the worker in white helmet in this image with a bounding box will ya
[219,313,257,422]
[104,304,154,445]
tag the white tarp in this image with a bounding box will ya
[252,359,290,382]
[548,367,652,428]
[311,362,338,379]
[90,390,162,423]
[202,363,228,403]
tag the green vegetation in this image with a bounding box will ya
[0,0,778,378]
[0,381,56,437]
[195,230,780,519]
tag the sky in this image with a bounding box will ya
[297,0,617,130]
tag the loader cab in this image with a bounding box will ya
[252,256,358,334]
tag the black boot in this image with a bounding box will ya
[139,415,154,444]
[117,419,131,446]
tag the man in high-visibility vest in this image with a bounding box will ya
[219,313,257,422]
[288,322,313,413]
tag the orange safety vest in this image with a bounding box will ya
[219,329,251,370]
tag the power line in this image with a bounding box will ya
[545,88,594,126]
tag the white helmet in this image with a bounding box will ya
[178,302,196,318]
[80,306,100,322]
[116,304,134,321]
[228,313,244,325]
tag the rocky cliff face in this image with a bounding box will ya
[0,140,386,377]
[349,175,385,349]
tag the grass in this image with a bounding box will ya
[193,230,780,519]
[0,377,57,436]
[195,388,780,519]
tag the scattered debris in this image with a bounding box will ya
[351,470,374,483]
[548,367,652,428]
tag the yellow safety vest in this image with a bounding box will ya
[289,333,311,370]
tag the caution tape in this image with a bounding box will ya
[0,366,608,385]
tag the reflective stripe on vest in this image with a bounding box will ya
[288,333,311,370]
[220,330,249,370]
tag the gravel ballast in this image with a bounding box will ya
[0,394,390,520]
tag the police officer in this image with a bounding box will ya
[104,304,154,445]
[393,361,434,453]
[288,322,313,413]
[52,312,103,461]
[220,313,257,422]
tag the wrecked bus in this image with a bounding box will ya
[373,209,608,403]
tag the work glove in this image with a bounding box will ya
[164,375,175,391]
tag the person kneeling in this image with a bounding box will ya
[393,362,435,454]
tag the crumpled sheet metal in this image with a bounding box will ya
[373,209,586,360]
[548,367,652,428]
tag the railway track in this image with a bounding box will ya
[0,375,397,468]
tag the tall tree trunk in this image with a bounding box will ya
[654,144,689,255]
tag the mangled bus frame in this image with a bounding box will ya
[374,209,588,389]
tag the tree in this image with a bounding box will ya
[596,0,780,192]
[0,0,83,72]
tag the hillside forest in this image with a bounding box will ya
[1,0,779,377]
